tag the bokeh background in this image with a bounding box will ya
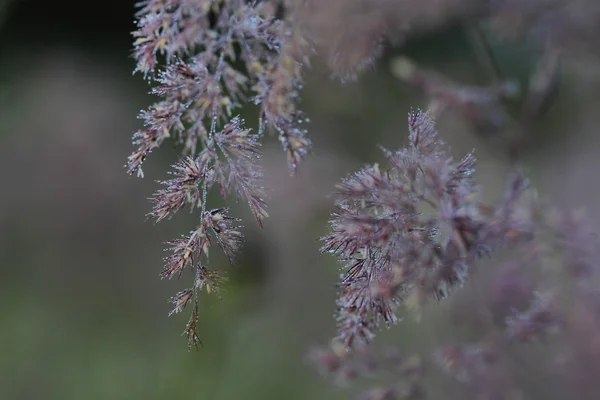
[2,1,600,399]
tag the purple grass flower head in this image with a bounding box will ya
[322,110,530,349]
[125,1,319,345]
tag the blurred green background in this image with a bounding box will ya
[2,1,600,399]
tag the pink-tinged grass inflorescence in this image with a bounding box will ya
[126,0,312,348]
[321,110,530,349]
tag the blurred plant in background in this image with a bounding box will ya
[298,1,600,399]
[312,111,600,400]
